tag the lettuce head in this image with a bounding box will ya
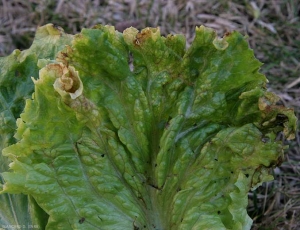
[0,24,297,229]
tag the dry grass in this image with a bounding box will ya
[0,0,299,229]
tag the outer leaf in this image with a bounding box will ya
[1,25,297,229]
[0,24,73,228]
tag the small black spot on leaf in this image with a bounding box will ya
[15,70,21,77]
[79,217,85,224]
[261,136,270,143]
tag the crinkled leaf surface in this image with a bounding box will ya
[0,25,297,229]
[0,24,73,228]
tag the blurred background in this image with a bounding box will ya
[0,0,299,229]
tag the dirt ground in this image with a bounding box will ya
[0,0,299,229]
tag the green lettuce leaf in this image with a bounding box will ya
[0,24,73,228]
[0,25,296,229]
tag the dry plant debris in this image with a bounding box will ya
[0,0,299,229]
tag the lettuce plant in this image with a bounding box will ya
[0,24,296,229]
